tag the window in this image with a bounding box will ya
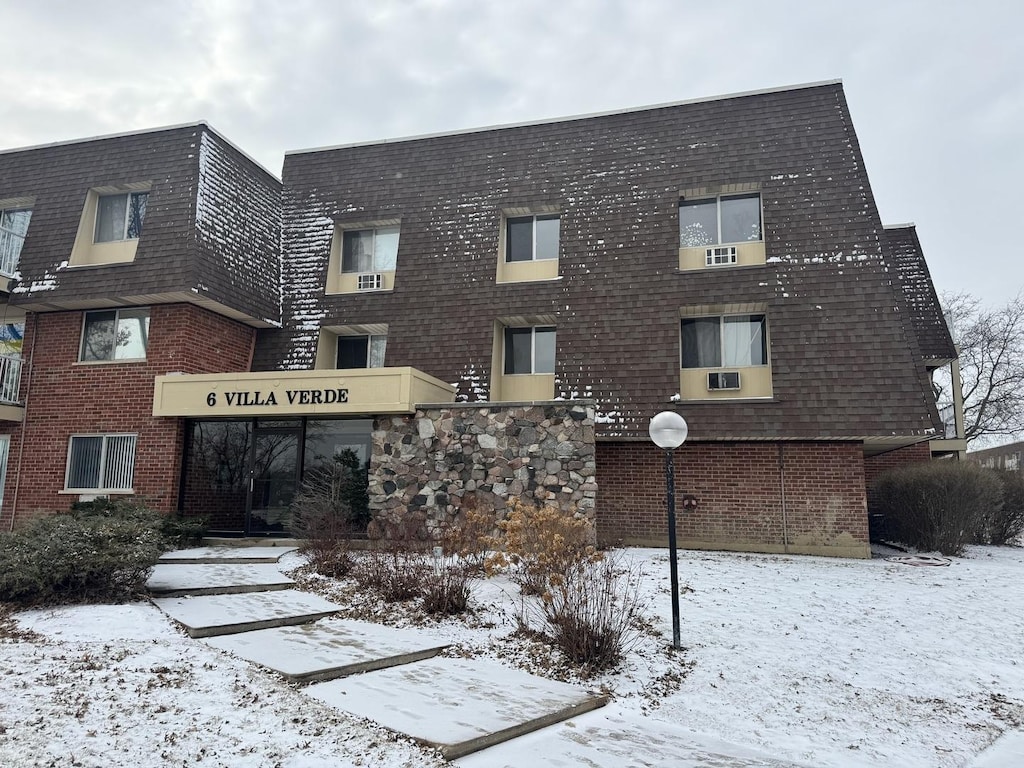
[336,335,387,369]
[80,308,150,362]
[0,207,31,276]
[95,192,148,243]
[504,326,555,374]
[506,215,559,262]
[679,194,761,247]
[681,315,767,368]
[341,226,399,273]
[65,434,137,492]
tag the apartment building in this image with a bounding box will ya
[0,81,958,557]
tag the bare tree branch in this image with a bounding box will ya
[937,292,1024,445]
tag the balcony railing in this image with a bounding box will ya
[0,355,23,404]
[0,229,24,278]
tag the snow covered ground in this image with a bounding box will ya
[1,545,1022,767]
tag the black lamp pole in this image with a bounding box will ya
[650,410,688,652]
[665,447,681,650]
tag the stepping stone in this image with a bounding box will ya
[204,619,449,683]
[152,590,340,638]
[159,546,297,564]
[146,563,295,597]
[455,704,812,767]
[306,657,608,760]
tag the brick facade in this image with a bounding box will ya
[597,441,870,557]
[863,442,933,490]
[0,304,254,527]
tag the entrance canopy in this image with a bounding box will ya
[153,367,456,418]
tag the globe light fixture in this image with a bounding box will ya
[649,411,688,650]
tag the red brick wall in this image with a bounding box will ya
[863,441,932,489]
[597,441,869,557]
[0,304,254,528]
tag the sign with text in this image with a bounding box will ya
[152,367,456,418]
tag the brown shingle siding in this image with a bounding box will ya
[1,124,281,327]
[267,82,942,442]
[883,224,957,362]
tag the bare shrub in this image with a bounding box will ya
[421,550,471,616]
[353,520,428,602]
[484,498,643,670]
[978,471,1024,545]
[871,461,1002,555]
[485,498,599,595]
[542,552,647,672]
[291,453,365,578]
[440,504,496,574]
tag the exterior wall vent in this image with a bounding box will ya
[705,246,738,266]
[356,273,383,291]
[707,371,741,390]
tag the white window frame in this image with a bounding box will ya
[79,308,150,363]
[505,214,560,263]
[0,207,31,277]
[680,314,768,369]
[335,334,387,369]
[679,193,763,247]
[64,433,137,493]
[95,191,148,243]
[340,226,400,274]
[503,326,556,375]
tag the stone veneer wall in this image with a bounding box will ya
[368,401,596,540]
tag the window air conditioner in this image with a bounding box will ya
[707,371,741,391]
[705,246,738,266]
[356,273,383,291]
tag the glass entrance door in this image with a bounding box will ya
[247,421,302,536]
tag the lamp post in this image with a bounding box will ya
[649,410,688,650]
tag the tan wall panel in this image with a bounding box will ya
[496,258,558,283]
[69,191,141,266]
[153,367,455,417]
[678,241,766,271]
[679,366,773,400]
[499,373,555,401]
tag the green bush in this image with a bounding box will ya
[0,501,167,606]
[871,461,1002,556]
[160,515,208,549]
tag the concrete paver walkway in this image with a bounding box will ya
[149,545,608,759]
[146,563,295,597]
[307,656,609,760]
[158,546,296,564]
[204,619,449,683]
[151,589,344,638]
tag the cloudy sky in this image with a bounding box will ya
[1,0,1021,305]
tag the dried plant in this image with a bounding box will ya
[353,520,429,602]
[291,457,362,578]
[540,552,648,672]
[421,550,471,616]
[485,498,600,595]
[440,504,497,574]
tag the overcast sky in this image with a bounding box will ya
[1,0,1021,306]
